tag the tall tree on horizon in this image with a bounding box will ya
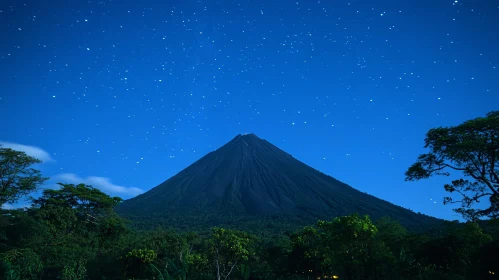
[405,111,499,221]
[0,145,48,207]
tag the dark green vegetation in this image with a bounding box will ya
[117,133,440,234]
[1,111,498,279]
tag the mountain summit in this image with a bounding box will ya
[117,133,441,232]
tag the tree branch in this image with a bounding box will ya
[224,260,238,279]
[488,136,499,184]
[431,161,468,173]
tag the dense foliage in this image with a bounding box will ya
[1,175,498,279]
[2,193,498,279]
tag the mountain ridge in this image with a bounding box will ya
[117,133,443,233]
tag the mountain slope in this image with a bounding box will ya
[117,133,443,233]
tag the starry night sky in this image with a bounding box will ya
[1,0,498,221]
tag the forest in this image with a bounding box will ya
[1,111,498,280]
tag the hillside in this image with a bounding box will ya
[117,133,443,234]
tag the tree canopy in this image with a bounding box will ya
[405,111,499,221]
[0,146,48,206]
[209,227,253,280]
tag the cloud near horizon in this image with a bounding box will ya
[0,141,54,162]
[1,202,30,210]
[53,173,144,197]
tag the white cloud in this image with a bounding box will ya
[0,141,54,162]
[1,202,30,210]
[53,173,143,197]
[1,203,16,210]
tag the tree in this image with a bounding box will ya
[121,248,158,279]
[315,214,389,279]
[0,146,48,206]
[30,183,125,244]
[31,183,123,212]
[376,216,407,258]
[405,111,499,221]
[0,248,43,280]
[288,225,323,277]
[27,183,126,279]
[418,222,492,277]
[208,227,252,280]
[289,214,394,280]
[128,229,194,279]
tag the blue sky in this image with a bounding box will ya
[1,0,498,220]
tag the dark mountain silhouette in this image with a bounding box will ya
[117,133,443,233]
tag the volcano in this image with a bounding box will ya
[117,133,442,233]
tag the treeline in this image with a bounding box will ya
[1,182,498,280]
